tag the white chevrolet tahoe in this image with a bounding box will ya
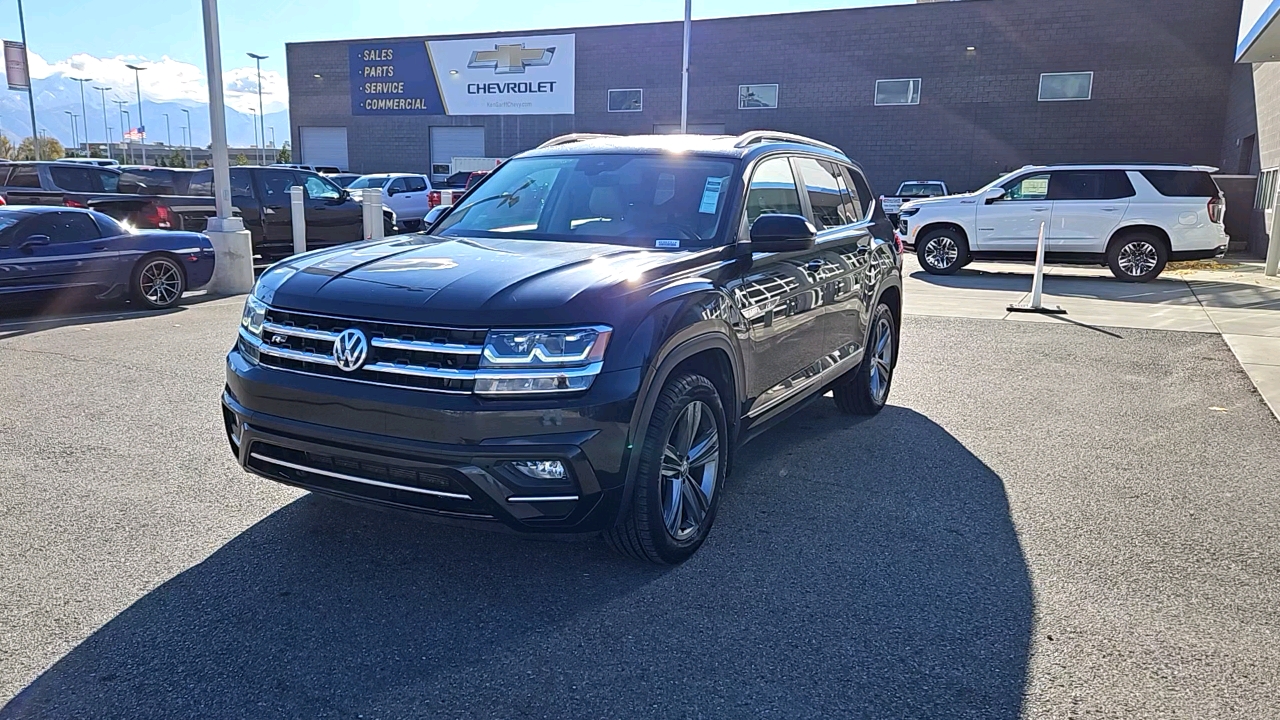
[898,164,1228,282]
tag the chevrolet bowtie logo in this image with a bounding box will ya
[467,43,555,74]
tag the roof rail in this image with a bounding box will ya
[733,131,843,154]
[536,133,618,149]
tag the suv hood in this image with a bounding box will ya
[901,192,977,210]
[257,234,696,327]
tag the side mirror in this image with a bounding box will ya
[749,214,817,253]
[20,234,50,251]
[385,186,398,197]
[983,187,1006,204]
[423,205,448,229]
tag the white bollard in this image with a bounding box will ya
[289,185,306,256]
[1007,221,1066,315]
[1266,221,1279,278]
[362,188,384,241]
[205,216,255,296]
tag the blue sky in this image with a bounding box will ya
[0,1,908,97]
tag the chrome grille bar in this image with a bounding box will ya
[249,452,472,500]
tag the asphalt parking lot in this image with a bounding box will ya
[2,292,1279,719]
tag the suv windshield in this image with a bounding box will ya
[899,183,945,197]
[347,175,390,189]
[434,154,737,249]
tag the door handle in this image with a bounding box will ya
[1032,207,1049,212]
[1101,207,1118,212]
[91,245,108,251]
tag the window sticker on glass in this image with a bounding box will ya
[1021,177,1050,197]
[699,176,727,214]
[656,239,681,248]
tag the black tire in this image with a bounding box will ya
[916,228,969,275]
[605,373,728,565]
[833,303,897,415]
[130,254,186,310]
[1107,233,1168,282]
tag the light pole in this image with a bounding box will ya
[249,107,259,164]
[69,76,91,155]
[163,112,172,151]
[64,111,78,156]
[247,52,268,166]
[268,126,275,157]
[680,0,691,133]
[125,63,147,163]
[113,100,129,163]
[181,108,193,167]
[94,85,112,159]
[181,125,189,166]
[16,0,39,159]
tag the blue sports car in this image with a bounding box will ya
[0,206,215,310]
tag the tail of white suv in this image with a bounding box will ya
[898,164,1227,282]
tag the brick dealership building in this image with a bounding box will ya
[286,0,1271,255]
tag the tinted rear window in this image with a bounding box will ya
[1048,171,1136,200]
[898,183,945,197]
[49,166,119,193]
[120,169,181,195]
[1140,170,1219,198]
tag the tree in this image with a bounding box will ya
[168,150,187,168]
[234,153,249,166]
[17,136,65,161]
[276,141,291,164]
[0,135,15,160]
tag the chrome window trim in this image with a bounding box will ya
[249,452,472,500]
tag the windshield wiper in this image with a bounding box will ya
[449,177,536,216]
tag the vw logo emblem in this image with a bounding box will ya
[332,328,369,372]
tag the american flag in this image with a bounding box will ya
[123,128,145,141]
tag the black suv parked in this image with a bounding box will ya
[223,132,903,563]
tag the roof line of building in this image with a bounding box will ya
[284,0,995,49]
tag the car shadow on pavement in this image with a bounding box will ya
[0,403,1033,719]
[0,292,225,340]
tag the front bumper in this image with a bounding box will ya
[223,347,641,534]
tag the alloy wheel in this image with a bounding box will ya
[869,316,894,404]
[923,236,958,270]
[659,400,719,541]
[1117,241,1159,278]
[140,260,182,306]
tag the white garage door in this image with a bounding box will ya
[300,127,349,171]
[430,127,485,179]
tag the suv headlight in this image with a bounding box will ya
[899,207,921,219]
[475,326,611,396]
[240,295,267,337]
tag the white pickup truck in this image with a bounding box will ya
[880,180,949,221]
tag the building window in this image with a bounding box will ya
[874,78,921,106]
[739,84,778,110]
[608,89,643,112]
[1039,72,1093,101]
[1256,168,1278,211]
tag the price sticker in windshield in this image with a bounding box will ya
[699,176,727,214]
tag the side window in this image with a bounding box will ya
[187,170,213,196]
[841,166,872,220]
[303,174,342,201]
[259,169,299,204]
[229,169,254,198]
[96,170,119,193]
[387,177,408,194]
[1002,173,1051,201]
[93,212,126,237]
[744,156,803,227]
[404,176,428,193]
[795,157,849,230]
[49,166,97,192]
[7,166,40,188]
[28,212,101,243]
[0,215,24,247]
[1048,171,1135,201]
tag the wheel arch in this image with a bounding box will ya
[616,331,744,525]
[915,221,970,247]
[1107,224,1171,253]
